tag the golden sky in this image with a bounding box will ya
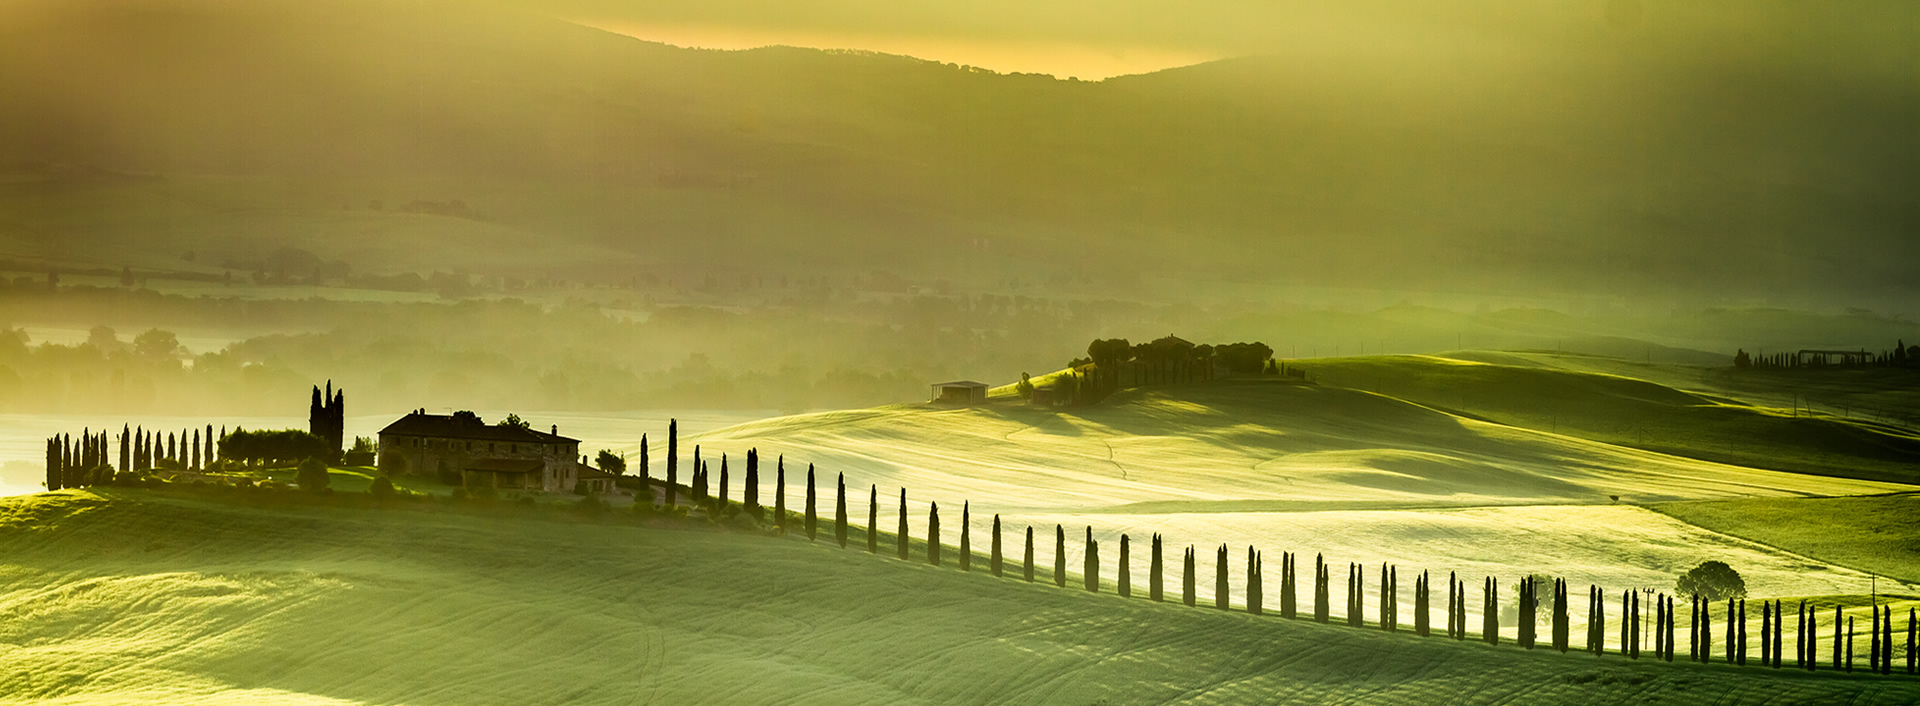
[579,21,1219,80]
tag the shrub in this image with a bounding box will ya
[1676,561,1746,602]
[368,476,396,500]
[296,457,331,492]
[575,494,605,516]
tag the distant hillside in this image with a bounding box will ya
[4,490,1919,704]
[0,0,1914,300]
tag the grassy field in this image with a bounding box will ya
[656,376,1916,620]
[1289,354,1920,483]
[1655,493,1920,586]
[3,489,1918,705]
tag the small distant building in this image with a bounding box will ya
[574,465,617,495]
[377,411,582,493]
[929,380,989,405]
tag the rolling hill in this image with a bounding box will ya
[3,489,1918,705]
[0,0,1914,300]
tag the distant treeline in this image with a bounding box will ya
[0,286,1198,414]
[1029,336,1295,405]
[1735,340,1920,370]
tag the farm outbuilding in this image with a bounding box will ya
[929,380,989,405]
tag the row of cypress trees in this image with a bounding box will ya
[45,424,228,491]
[644,422,1917,676]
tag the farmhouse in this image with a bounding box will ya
[929,380,989,405]
[377,411,584,493]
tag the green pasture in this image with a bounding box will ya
[2,490,1917,705]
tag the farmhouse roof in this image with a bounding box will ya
[930,380,989,388]
[576,466,615,480]
[378,412,579,444]
[463,458,545,474]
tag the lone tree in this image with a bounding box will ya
[1676,561,1747,602]
[834,473,848,548]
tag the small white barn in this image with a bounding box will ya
[929,380,989,405]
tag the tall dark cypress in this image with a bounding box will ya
[1519,576,1536,650]
[1447,572,1458,639]
[927,503,941,566]
[1314,554,1329,623]
[1182,547,1196,607]
[1666,595,1676,662]
[665,419,678,510]
[1383,564,1396,632]
[1797,601,1807,669]
[44,437,58,491]
[1214,544,1229,610]
[867,485,879,554]
[990,514,1003,576]
[1834,606,1843,670]
[1906,607,1915,675]
[896,489,909,560]
[1053,525,1066,587]
[959,502,971,572]
[719,454,730,512]
[1023,526,1035,582]
[1349,563,1363,628]
[119,425,129,472]
[1485,577,1499,645]
[1763,601,1773,667]
[1738,599,1749,665]
[1117,535,1131,598]
[1083,527,1098,592]
[1554,579,1568,653]
[1846,616,1855,672]
[1700,597,1711,663]
[744,449,760,520]
[804,465,817,540]
[1415,571,1429,637]
[774,457,787,531]
[1281,552,1296,619]
[834,473,848,548]
[1246,547,1261,615]
[1727,599,1740,664]
[1150,534,1164,602]
[640,433,650,486]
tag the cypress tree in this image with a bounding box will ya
[692,446,704,508]
[1214,544,1229,610]
[167,432,175,465]
[1247,547,1261,615]
[1797,601,1807,670]
[1447,572,1458,639]
[1150,534,1164,602]
[719,453,730,513]
[1117,535,1130,598]
[191,428,201,469]
[1485,577,1499,645]
[1053,525,1066,587]
[1778,600,1788,669]
[665,420,678,510]
[959,502,971,572]
[1629,591,1639,659]
[1881,605,1893,675]
[1385,565,1396,632]
[640,433,650,486]
[1456,575,1467,641]
[1704,595,1715,663]
[865,485,878,553]
[775,457,787,531]
[1280,552,1296,619]
[1023,526,1035,582]
[834,473,848,548]
[44,437,58,491]
[1083,527,1098,592]
[1846,616,1855,672]
[1520,576,1536,650]
[1763,600,1773,666]
[1834,605,1843,670]
[1349,563,1363,628]
[1653,594,1664,661]
[1314,554,1329,623]
[204,424,213,468]
[1555,579,1568,653]
[1738,599,1748,665]
[928,503,941,567]
[896,489,909,560]
[1413,570,1427,636]
[744,449,760,520]
[804,465,817,540]
[1182,546,1196,607]
[1690,596,1700,661]
[990,514,1003,576]
[119,425,129,472]
[1666,595,1676,662]
[1906,607,1915,675]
